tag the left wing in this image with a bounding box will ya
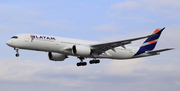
[90,28,163,56]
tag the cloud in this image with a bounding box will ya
[142,0,180,10]
[108,0,180,22]
[139,0,180,19]
[0,6,76,32]
[0,25,27,31]
[89,23,119,31]
[0,53,180,91]
[108,1,155,23]
[111,1,141,11]
[104,59,146,76]
[36,20,76,31]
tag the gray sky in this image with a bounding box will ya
[0,0,180,91]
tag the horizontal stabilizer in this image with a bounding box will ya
[148,48,174,54]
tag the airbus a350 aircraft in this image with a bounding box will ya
[6,28,173,66]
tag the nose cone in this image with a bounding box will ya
[6,40,12,46]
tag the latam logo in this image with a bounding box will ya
[30,34,56,42]
[30,34,35,42]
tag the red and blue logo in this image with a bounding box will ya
[30,34,35,42]
[30,34,56,42]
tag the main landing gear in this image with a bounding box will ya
[77,56,87,67]
[89,59,100,64]
[76,56,100,67]
[14,48,20,57]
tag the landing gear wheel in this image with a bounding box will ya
[76,56,87,67]
[15,53,19,57]
[89,60,93,64]
[77,63,81,66]
[89,59,100,64]
[14,48,20,57]
[77,62,87,67]
[83,62,87,66]
[96,60,100,63]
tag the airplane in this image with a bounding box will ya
[6,27,173,66]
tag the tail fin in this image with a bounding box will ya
[135,27,165,55]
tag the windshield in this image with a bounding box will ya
[11,36,18,39]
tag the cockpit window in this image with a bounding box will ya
[11,36,18,39]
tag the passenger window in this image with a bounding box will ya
[11,36,18,39]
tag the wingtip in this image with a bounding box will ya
[168,48,175,50]
[163,48,175,51]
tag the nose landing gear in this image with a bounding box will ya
[14,48,20,57]
[15,53,19,57]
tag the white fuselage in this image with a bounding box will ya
[6,34,140,59]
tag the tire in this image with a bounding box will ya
[15,53,19,57]
[77,63,81,66]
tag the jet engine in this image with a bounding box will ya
[48,52,68,61]
[72,45,91,57]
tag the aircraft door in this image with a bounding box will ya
[25,35,30,42]
[55,38,59,45]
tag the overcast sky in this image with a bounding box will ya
[0,0,180,91]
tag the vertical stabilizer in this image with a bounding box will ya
[135,27,165,55]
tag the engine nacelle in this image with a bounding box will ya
[48,52,68,61]
[72,45,91,57]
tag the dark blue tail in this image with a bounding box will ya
[135,27,165,55]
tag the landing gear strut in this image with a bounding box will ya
[77,56,87,67]
[14,48,20,57]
